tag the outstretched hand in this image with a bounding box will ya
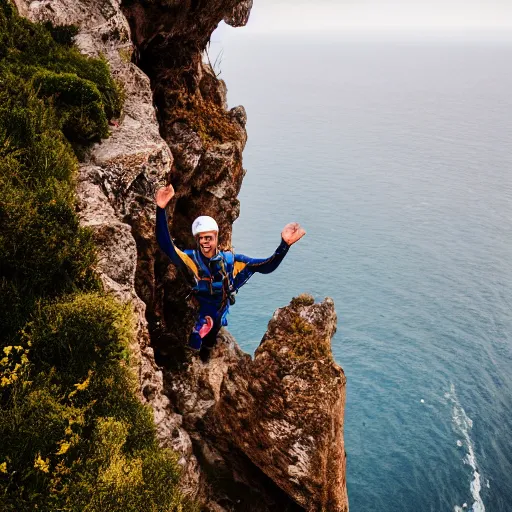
[155,184,175,209]
[281,222,306,246]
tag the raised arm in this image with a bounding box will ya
[156,206,186,268]
[234,239,289,275]
[155,185,199,278]
[232,222,305,290]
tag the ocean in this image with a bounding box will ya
[213,32,512,511]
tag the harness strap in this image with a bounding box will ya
[191,250,236,308]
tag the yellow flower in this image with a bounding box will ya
[3,346,12,356]
[1,376,10,387]
[69,371,93,398]
[0,462,7,473]
[14,346,23,352]
[21,354,29,364]
[0,357,8,366]
[56,442,70,456]
[74,371,92,391]
[34,455,50,473]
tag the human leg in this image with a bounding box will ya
[199,324,221,363]
[188,314,213,350]
[188,298,220,350]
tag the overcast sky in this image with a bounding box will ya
[222,0,512,33]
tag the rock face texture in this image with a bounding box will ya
[212,296,348,511]
[15,1,349,510]
[169,296,348,511]
[122,0,251,361]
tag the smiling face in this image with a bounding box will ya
[197,231,218,258]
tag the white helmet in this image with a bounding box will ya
[192,216,219,237]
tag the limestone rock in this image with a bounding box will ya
[167,330,247,429]
[224,0,253,27]
[212,295,348,511]
[166,296,348,511]
[122,2,251,379]
[230,105,248,128]
[122,0,252,51]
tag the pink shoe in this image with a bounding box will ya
[198,316,214,339]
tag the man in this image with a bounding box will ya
[155,184,305,361]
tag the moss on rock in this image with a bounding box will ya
[170,88,241,146]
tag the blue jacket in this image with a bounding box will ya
[156,206,289,321]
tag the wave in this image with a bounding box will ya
[446,383,486,512]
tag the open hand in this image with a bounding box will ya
[281,222,306,246]
[155,184,175,208]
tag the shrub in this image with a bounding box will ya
[0,177,99,342]
[0,0,122,145]
[0,293,193,511]
[33,70,110,142]
[26,293,133,389]
[0,75,78,187]
[64,418,192,512]
[24,294,159,453]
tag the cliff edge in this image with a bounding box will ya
[14,1,348,510]
[170,295,348,511]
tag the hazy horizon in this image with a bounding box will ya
[214,0,512,39]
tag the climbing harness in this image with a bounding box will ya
[190,249,236,309]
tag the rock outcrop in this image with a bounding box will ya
[212,296,348,511]
[122,0,251,362]
[15,1,349,510]
[169,295,348,511]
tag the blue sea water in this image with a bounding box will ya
[212,33,512,511]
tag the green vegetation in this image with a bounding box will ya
[287,314,331,361]
[0,2,195,510]
[259,310,331,363]
[0,0,122,145]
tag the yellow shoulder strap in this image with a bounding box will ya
[175,248,199,279]
[233,260,247,278]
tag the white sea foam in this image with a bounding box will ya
[447,383,486,512]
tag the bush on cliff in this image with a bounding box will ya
[0,0,122,144]
[33,70,111,142]
[1,295,191,511]
[0,2,196,510]
[0,73,100,343]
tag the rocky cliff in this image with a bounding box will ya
[170,295,348,510]
[14,1,348,510]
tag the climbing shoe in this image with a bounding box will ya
[198,315,214,338]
